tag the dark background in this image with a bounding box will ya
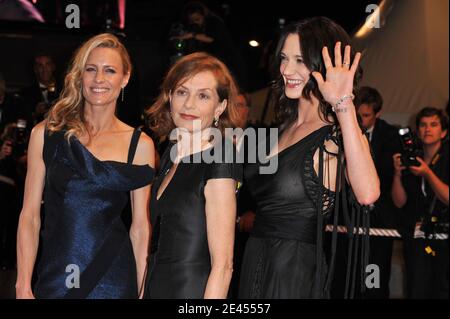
[0,0,380,119]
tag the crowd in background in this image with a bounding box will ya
[0,1,448,300]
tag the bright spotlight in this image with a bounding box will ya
[249,40,260,47]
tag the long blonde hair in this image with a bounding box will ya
[46,33,132,139]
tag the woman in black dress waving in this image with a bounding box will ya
[238,17,380,299]
[144,52,242,298]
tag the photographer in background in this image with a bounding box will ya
[21,54,60,127]
[353,86,401,298]
[0,74,22,134]
[0,120,29,187]
[391,107,449,299]
[168,1,247,90]
[171,1,215,54]
[0,137,20,270]
[1,120,29,159]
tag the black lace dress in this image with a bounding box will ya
[239,125,335,299]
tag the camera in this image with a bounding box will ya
[421,212,449,238]
[398,127,421,167]
[168,22,188,59]
[11,119,29,158]
[186,23,202,34]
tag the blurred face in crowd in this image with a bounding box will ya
[1,139,13,158]
[358,103,379,130]
[82,47,129,109]
[188,12,205,28]
[417,115,447,146]
[170,70,226,133]
[34,56,55,85]
[279,33,311,99]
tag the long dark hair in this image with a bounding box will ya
[273,17,362,132]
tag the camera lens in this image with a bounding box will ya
[398,128,409,136]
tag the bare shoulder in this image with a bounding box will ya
[30,121,47,144]
[25,121,48,163]
[117,120,134,131]
[115,120,154,166]
[134,131,155,167]
[32,120,46,134]
[137,131,155,151]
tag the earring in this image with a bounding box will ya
[121,87,125,102]
[213,117,219,127]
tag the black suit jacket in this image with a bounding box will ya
[369,118,402,229]
[0,93,23,133]
[20,82,60,126]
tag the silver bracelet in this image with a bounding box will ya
[332,94,355,112]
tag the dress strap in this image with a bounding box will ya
[63,217,127,299]
[127,128,142,164]
[43,127,62,167]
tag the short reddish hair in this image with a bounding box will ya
[145,52,240,137]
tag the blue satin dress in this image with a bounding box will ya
[33,128,154,299]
